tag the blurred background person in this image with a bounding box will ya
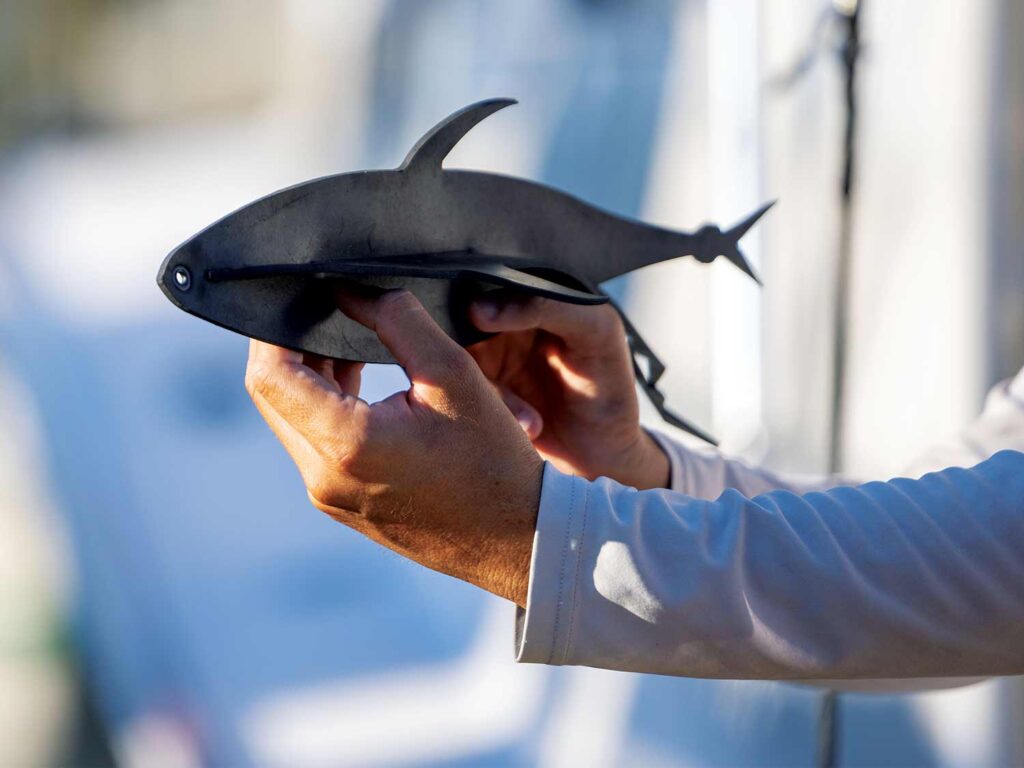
[0,0,1022,766]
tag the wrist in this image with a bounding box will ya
[476,457,543,607]
[616,430,671,490]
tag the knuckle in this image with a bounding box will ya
[377,289,419,324]
[512,297,544,326]
[525,296,549,314]
[244,364,272,399]
[321,409,374,471]
[306,468,339,509]
[318,437,353,468]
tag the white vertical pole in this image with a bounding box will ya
[707,0,765,452]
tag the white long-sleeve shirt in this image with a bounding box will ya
[516,368,1024,681]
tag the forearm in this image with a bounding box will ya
[649,367,1024,501]
[517,451,1024,679]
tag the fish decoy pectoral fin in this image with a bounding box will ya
[399,98,518,175]
[470,264,607,305]
[204,256,607,305]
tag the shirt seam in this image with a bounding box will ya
[562,479,591,664]
[678,441,692,494]
[546,474,577,665]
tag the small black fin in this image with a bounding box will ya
[400,98,517,175]
[471,263,606,304]
[606,296,718,445]
[727,200,776,242]
[720,201,775,285]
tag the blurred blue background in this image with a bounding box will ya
[1,1,1022,766]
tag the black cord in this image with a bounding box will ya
[821,4,863,767]
[603,295,719,445]
[773,3,864,765]
[818,689,841,768]
[829,0,863,476]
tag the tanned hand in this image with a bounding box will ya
[245,289,543,607]
[468,293,670,491]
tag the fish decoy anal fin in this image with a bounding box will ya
[469,262,608,305]
[605,295,718,446]
[400,98,518,174]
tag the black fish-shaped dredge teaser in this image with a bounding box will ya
[157,98,773,443]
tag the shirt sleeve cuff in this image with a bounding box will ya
[515,462,590,665]
[1010,367,1024,404]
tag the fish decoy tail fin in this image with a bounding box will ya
[400,98,518,175]
[726,200,776,242]
[716,200,775,285]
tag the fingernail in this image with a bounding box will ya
[517,412,542,438]
[475,299,499,321]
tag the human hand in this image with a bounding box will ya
[245,289,543,607]
[468,294,669,490]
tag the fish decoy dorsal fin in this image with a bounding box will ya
[399,98,517,175]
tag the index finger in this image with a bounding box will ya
[246,339,366,452]
[336,288,481,392]
[470,294,623,355]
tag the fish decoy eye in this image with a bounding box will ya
[172,265,192,291]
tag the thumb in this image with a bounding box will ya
[337,287,480,391]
